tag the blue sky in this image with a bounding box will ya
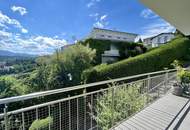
[0,0,175,55]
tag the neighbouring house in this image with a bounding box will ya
[0,62,6,69]
[88,28,138,42]
[88,28,139,63]
[0,62,14,72]
[61,44,75,51]
[143,33,175,47]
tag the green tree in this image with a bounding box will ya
[0,76,30,98]
[29,44,96,91]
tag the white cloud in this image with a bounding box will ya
[11,6,27,16]
[93,14,109,28]
[93,21,104,28]
[87,0,101,8]
[61,32,66,36]
[141,19,175,39]
[89,13,99,17]
[33,36,67,48]
[0,30,68,55]
[21,28,28,33]
[0,30,12,38]
[100,15,107,21]
[87,2,94,8]
[0,10,66,55]
[140,9,158,19]
[89,13,99,21]
[0,11,28,33]
[140,9,175,39]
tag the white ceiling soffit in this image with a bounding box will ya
[140,0,190,36]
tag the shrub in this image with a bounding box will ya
[0,76,30,98]
[29,117,53,130]
[172,60,190,95]
[82,37,190,83]
[93,83,146,130]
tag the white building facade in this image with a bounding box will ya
[143,33,175,47]
[102,44,120,63]
[88,28,138,63]
[89,28,138,42]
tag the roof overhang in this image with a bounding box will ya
[140,0,190,36]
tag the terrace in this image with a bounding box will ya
[0,69,189,130]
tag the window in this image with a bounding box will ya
[164,36,168,43]
[157,37,161,43]
[100,35,105,37]
[117,37,121,39]
[108,35,112,38]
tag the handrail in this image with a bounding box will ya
[0,74,177,118]
[0,69,176,105]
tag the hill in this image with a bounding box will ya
[0,50,36,57]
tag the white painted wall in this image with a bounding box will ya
[90,28,138,42]
[152,33,174,43]
[143,33,175,47]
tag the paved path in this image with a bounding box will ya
[113,94,189,130]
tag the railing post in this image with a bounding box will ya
[147,74,151,103]
[4,104,8,130]
[111,87,115,129]
[68,95,71,130]
[147,74,151,92]
[90,94,93,129]
[22,112,25,130]
[77,98,79,130]
[83,89,86,130]
[48,105,51,130]
[59,102,62,130]
[36,108,39,130]
[165,70,169,93]
[96,92,100,130]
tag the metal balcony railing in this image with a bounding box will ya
[0,69,177,130]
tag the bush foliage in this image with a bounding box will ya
[29,117,53,130]
[82,37,190,83]
[93,83,146,130]
[0,76,30,98]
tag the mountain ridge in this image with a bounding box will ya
[0,50,37,57]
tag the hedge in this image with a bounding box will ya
[80,38,147,64]
[82,37,190,83]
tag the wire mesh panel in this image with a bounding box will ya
[9,112,23,130]
[78,97,85,130]
[0,69,177,130]
[61,100,69,130]
[24,109,36,129]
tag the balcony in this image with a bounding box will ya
[0,69,189,130]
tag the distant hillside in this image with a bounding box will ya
[0,50,36,57]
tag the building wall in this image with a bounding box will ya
[143,38,152,45]
[101,55,119,64]
[152,33,175,44]
[90,28,137,42]
[144,33,175,47]
[101,44,120,63]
